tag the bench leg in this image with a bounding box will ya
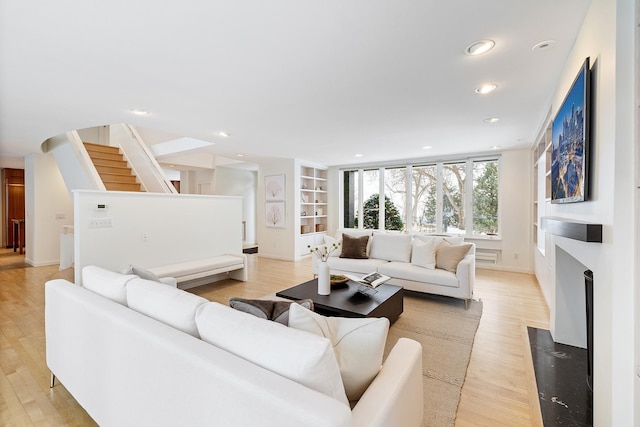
[228,254,248,281]
[50,372,56,388]
[228,267,247,281]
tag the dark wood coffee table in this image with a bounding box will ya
[276,279,403,323]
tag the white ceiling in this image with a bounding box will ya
[0,0,591,169]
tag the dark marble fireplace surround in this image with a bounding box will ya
[534,217,602,426]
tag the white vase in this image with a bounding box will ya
[317,261,331,295]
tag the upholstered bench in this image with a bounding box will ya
[147,254,248,289]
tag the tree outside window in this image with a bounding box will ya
[442,163,466,233]
[472,160,499,235]
[355,194,404,230]
[411,165,436,233]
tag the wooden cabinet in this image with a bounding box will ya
[298,165,328,256]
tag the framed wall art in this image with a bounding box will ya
[265,202,285,228]
[265,174,285,201]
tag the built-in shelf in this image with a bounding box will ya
[298,165,329,256]
[541,217,603,243]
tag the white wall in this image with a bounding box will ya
[482,149,532,272]
[212,166,257,244]
[73,191,243,285]
[257,159,296,260]
[534,0,636,424]
[24,153,73,267]
[635,0,640,419]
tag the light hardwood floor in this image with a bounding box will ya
[0,248,548,426]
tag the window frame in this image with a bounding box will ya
[339,156,501,238]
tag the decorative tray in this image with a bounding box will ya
[330,275,349,285]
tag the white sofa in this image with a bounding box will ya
[45,266,424,427]
[316,229,476,308]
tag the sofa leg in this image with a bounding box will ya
[464,299,470,310]
[50,372,56,388]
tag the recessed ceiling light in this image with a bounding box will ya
[217,131,230,137]
[465,39,495,56]
[355,154,363,157]
[490,145,502,150]
[129,108,149,115]
[422,146,432,150]
[532,40,556,51]
[475,84,497,94]
[483,117,500,123]
[236,154,244,157]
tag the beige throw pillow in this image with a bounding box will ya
[435,241,473,272]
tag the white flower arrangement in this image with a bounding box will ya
[308,242,341,262]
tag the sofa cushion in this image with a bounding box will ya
[126,278,208,337]
[82,265,137,305]
[288,304,389,402]
[327,257,389,275]
[378,262,460,288]
[369,233,412,262]
[228,297,314,325]
[411,238,438,269]
[324,235,342,258]
[436,241,474,273]
[340,234,369,259]
[195,302,349,406]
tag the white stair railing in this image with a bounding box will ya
[110,124,177,194]
[41,130,106,193]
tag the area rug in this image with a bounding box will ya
[386,292,483,427]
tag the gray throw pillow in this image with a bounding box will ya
[228,297,314,325]
[127,265,162,282]
[339,234,369,259]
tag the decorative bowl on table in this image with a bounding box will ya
[330,275,349,286]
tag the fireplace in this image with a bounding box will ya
[584,270,594,391]
[535,217,602,425]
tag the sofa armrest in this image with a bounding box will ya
[455,250,476,300]
[351,338,423,427]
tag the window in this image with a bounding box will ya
[410,165,437,233]
[341,157,500,237]
[342,170,358,228]
[442,162,466,234]
[472,160,499,235]
[384,167,406,231]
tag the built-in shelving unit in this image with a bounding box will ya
[533,123,552,252]
[298,165,328,257]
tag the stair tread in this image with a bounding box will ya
[83,142,144,192]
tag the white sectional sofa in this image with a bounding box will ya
[45,266,424,427]
[316,229,476,308]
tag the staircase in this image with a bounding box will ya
[83,142,144,192]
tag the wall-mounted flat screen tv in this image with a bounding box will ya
[551,57,591,204]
